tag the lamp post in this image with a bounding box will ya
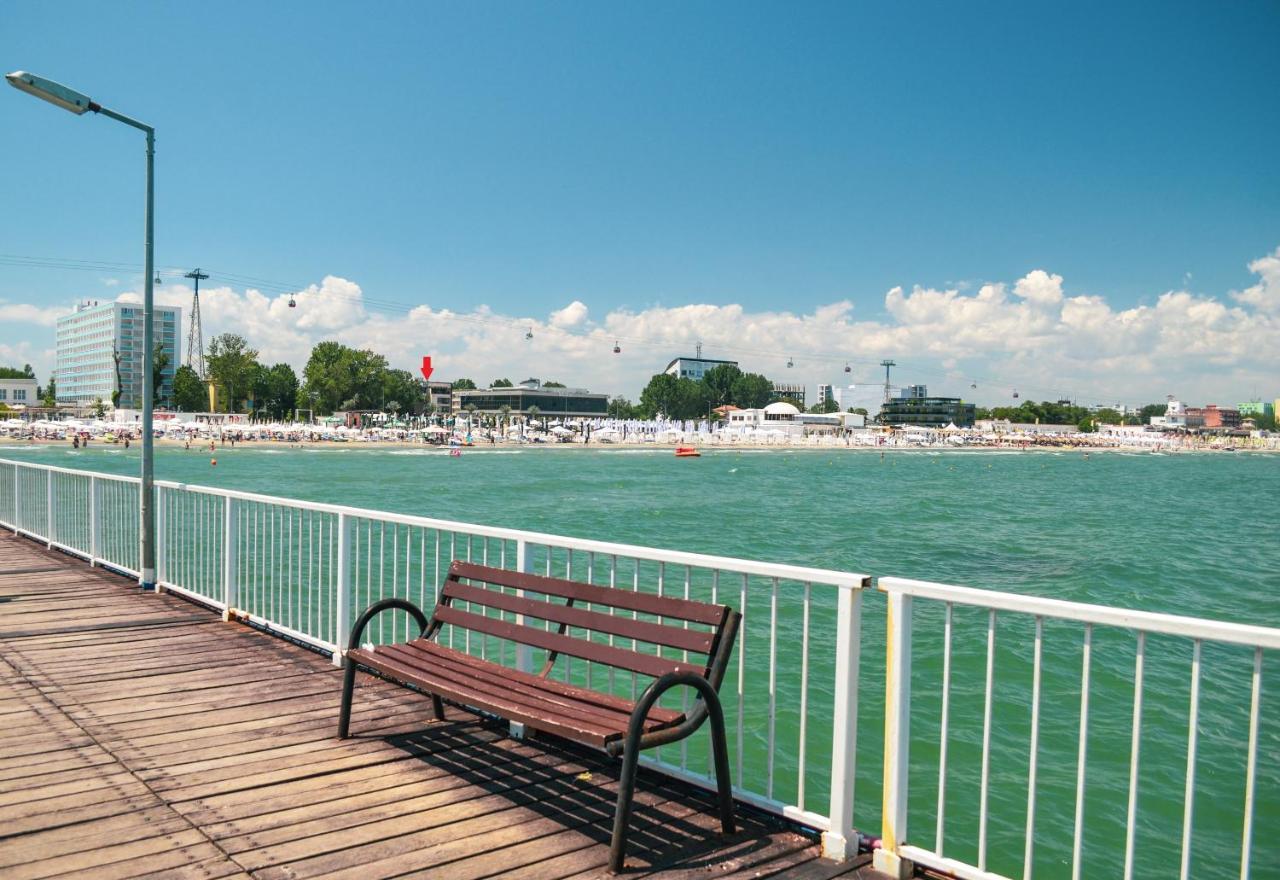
[7,71,158,590]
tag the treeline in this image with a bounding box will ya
[608,364,778,420]
[190,335,423,418]
[973,400,1170,431]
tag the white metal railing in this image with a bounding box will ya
[0,458,870,857]
[876,576,1278,880]
[1,456,1275,879]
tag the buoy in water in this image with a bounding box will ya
[211,458,217,467]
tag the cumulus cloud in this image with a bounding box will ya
[1232,247,1280,314]
[0,301,68,327]
[549,300,589,328]
[4,247,1278,404]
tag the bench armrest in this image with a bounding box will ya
[605,670,724,757]
[346,598,429,652]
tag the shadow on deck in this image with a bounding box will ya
[0,532,885,880]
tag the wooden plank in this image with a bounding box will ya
[432,605,694,679]
[443,579,716,653]
[450,560,729,625]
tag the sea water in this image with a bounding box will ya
[9,444,1279,878]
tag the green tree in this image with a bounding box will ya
[252,363,299,419]
[702,364,743,408]
[607,396,638,419]
[809,399,840,414]
[451,378,477,390]
[207,333,260,413]
[851,407,869,416]
[41,377,57,408]
[111,345,123,408]
[152,341,171,408]
[0,366,32,379]
[1093,408,1122,425]
[638,373,709,419]
[93,398,105,418]
[1077,417,1097,433]
[543,380,566,388]
[299,341,388,414]
[172,365,206,412]
[1139,403,1168,423]
[491,378,513,388]
[730,372,773,409]
[527,404,541,430]
[379,369,421,414]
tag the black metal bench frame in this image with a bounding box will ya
[337,560,742,873]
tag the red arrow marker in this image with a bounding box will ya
[420,356,433,381]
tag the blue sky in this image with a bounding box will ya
[2,1,1278,406]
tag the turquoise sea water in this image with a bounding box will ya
[7,443,1279,877]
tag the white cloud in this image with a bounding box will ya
[0,301,67,327]
[1232,247,1280,314]
[4,247,1278,405]
[549,300,589,328]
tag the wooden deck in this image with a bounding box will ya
[0,532,885,880]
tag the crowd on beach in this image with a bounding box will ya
[2,415,1276,453]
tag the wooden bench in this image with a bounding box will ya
[337,559,742,873]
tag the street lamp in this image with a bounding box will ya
[7,70,158,591]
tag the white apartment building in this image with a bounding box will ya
[0,377,38,408]
[55,301,181,408]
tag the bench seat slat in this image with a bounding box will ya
[433,605,698,680]
[443,579,716,655]
[376,645,642,734]
[348,646,679,748]
[450,561,726,626]
[386,641,681,733]
[406,639,682,726]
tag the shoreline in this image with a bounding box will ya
[1,436,1274,455]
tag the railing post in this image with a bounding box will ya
[222,497,238,621]
[88,476,99,565]
[510,538,535,738]
[155,487,166,591]
[875,591,914,879]
[45,469,54,548]
[332,512,352,667]
[514,538,535,674]
[14,464,22,534]
[823,583,862,860]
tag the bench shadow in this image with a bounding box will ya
[366,711,797,874]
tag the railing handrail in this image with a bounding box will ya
[879,575,1280,649]
[1,457,140,484]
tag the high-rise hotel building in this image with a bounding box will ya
[56,301,181,408]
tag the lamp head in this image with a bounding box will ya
[6,71,96,115]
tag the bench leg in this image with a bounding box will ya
[337,660,357,739]
[608,740,642,874]
[708,704,736,836]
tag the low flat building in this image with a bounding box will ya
[456,380,608,418]
[1184,405,1240,430]
[0,377,38,408]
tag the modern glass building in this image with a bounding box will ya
[456,382,608,418]
[877,384,975,427]
[56,302,181,408]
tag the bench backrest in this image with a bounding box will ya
[428,560,740,689]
